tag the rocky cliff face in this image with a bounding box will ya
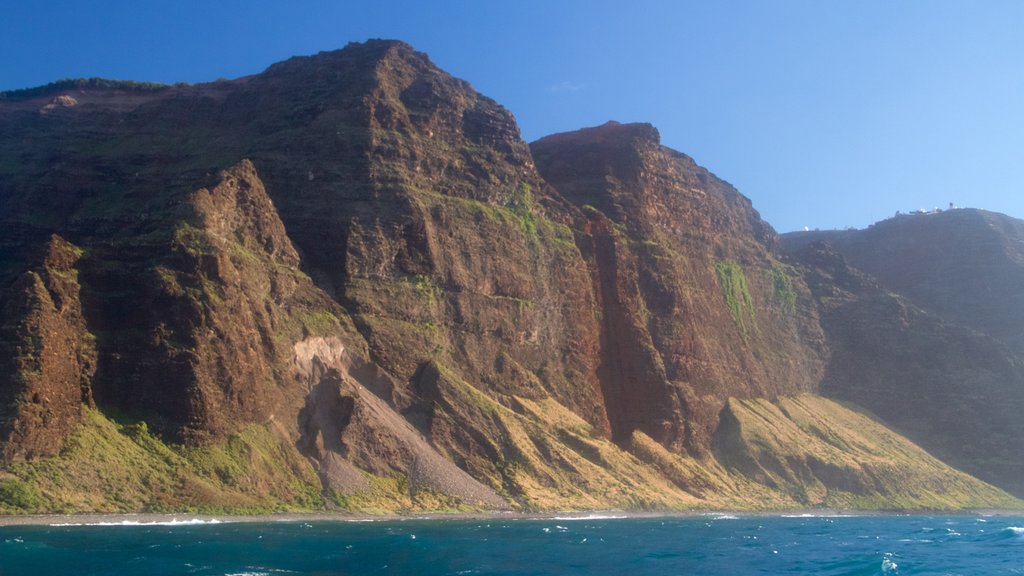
[785,209,1024,356]
[783,215,1024,497]
[531,121,827,453]
[0,41,1019,513]
[0,236,95,461]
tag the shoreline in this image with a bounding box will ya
[1,508,1022,527]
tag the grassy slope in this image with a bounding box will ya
[718,395,1019,510]
[0,394,1018,514]
[0,409,322,514]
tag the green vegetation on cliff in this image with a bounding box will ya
[0,409,322,514]
[769,264,798,316]
[716,260,756,335]
[0,78,170,101]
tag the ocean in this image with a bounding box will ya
[1,514,1021,575]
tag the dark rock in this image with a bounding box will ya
[0,235,95,460]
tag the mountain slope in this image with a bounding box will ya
[784,209,1024,355]
[0,41,1019,513]
[783,215,1024,497]
[531,121,827,452]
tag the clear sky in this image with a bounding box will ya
[3,0,1022,232]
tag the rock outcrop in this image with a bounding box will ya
[532,121,827,453]
[75,160,355,443]
[0,236,95,460]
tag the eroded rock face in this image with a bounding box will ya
[293,337,506,507]
[78,160,353,443]
[236,42,612,456]
[784,209,1024,356]
[785,236,1024,498]
[0,40,1020,510]
[1,45,826,464]
[0,235,95,460]
[532,121,828,453]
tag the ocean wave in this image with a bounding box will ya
[781,513,856,518]
[881,553,899,574]
[978,526,1024,543]
[550,514,628,521]
[50,518,225,527]
[223,569,296,576]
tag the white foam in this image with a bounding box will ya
[881,553,899,574]
[50,518,224,527]
[550,514,628,521]
[781,513,856,518]
[224,568,295,576]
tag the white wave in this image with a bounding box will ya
[700,512,742,520]
[881,553,899,574]
[224,567,295,576]
[50,518,224,527]
[550,514,628,521]
[781,513,856,518]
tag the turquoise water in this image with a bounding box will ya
[1,514,1022,575]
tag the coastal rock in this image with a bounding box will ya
[0,235,95,460]
[0,41,1019,512]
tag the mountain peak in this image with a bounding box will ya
[260,38,435,80]
[531,120,661,149]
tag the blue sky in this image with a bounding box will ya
[3,0,1022,232]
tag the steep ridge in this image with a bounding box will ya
[75,159,352,443]
[532,122,827,452]
[0,41,1019,513]
[783,218,1024,497]
[784,209,1024,355]
[223,42,616,497]
[0,236,95,460]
